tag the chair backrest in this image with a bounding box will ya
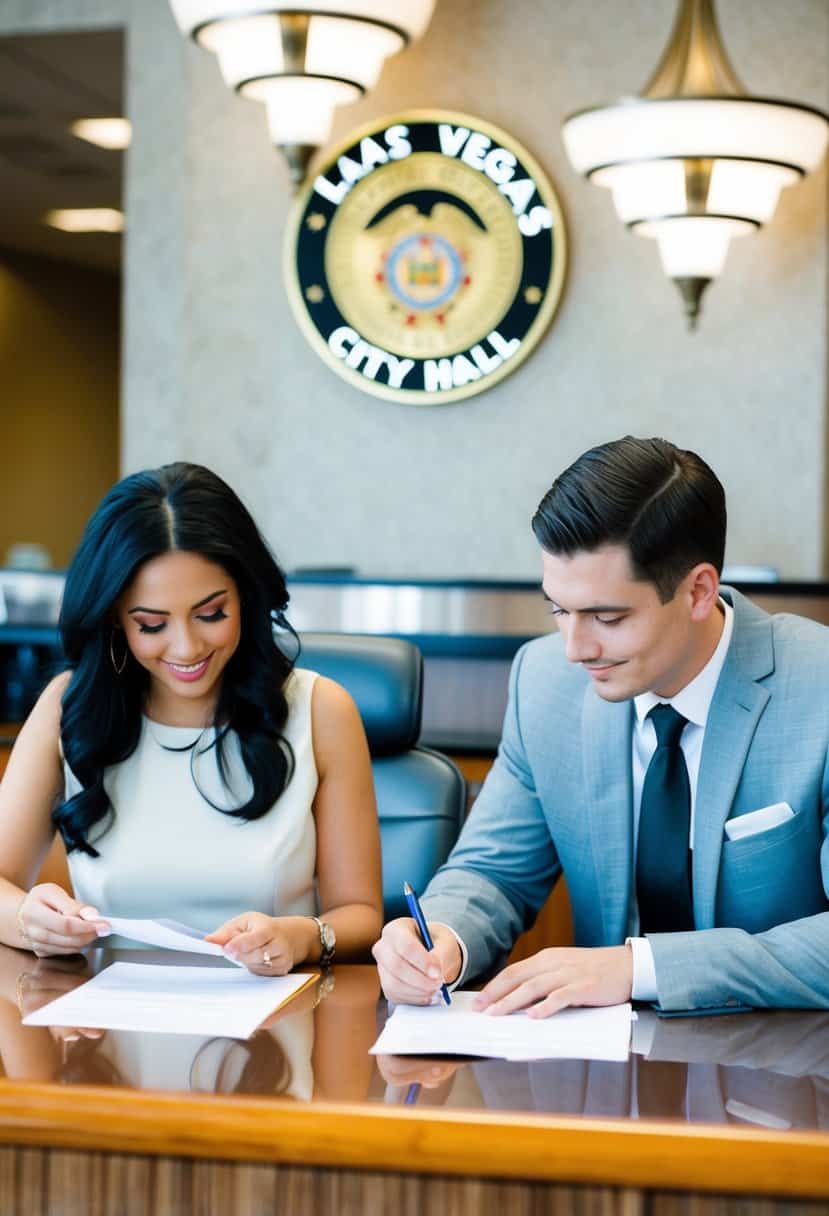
[298,633,465,920]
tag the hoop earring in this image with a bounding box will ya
[110,629,128,676]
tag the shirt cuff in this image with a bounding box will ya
[431,922,468,991]
[627,936,658,1003]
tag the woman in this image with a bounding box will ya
[0,463,382,972]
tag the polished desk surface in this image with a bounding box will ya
[0,947,826,1198]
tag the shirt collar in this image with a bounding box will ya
[634,598,734,729]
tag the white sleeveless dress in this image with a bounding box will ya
[65,669,319,935]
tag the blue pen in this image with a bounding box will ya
[403,881,451,1006]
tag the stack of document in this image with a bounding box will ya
[371,991,633,1061]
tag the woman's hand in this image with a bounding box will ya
[17,956,105,1046]
[17,885,110,958]
[205,913,317,976]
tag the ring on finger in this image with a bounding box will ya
[262,949,272,968]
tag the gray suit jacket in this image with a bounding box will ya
[421,589,829,1010]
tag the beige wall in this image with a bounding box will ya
[0,248,119,567]
[0,0,826,579]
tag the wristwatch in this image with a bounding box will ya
[311,916,336,967]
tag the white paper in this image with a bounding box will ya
[23,962,315,1039]
[371,991,633,1061]
[101,916,241,962]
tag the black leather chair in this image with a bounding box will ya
[298,633,465,920]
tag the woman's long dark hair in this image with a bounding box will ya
[54,462,296,855]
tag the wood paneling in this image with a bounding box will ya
[0,1148,827,1216]
[0,1083,826,1199]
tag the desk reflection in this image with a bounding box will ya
[1,944,828,1134]
[378,1007,829,1130]
[0,946,379,1102]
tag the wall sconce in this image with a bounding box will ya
[168,1,436,186]
[561,0,828,327]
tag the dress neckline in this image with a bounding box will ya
[142,715,215,747]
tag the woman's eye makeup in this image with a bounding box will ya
[197,608,228,623]
[134,606,228,633]
[137,621,165,634]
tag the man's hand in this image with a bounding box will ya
[376,1054,464,1090]
[473,944,633,1018]
[372,918,461,1005]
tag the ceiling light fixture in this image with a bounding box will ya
[561,0,829,327]
[168,1,436,187]
[70,117,132,150]
[45,208,125,233]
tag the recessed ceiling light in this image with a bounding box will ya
[45,208,125,233]
[70,117,131,150]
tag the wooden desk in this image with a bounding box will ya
[0,950,825,1215]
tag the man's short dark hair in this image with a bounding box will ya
[531,436,726,603]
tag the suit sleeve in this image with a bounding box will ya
[420,643,561,981]
[649,749,829,1011]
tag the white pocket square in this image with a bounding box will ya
[724,802,794,842]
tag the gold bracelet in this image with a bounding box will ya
[15,894,31,950]
[14,972,31,1016]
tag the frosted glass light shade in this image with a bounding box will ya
[592,157,800,225]
[169,0,435,42]
[168,0,436,183]
[197,13,404,92]
[262,78,358,146]
[634,215,754,277]
[559,0,829,326]
[563,98,829,176]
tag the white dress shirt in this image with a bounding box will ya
[444,599,735,1001]
[628,599,734,999]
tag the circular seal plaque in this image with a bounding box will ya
[285,110,567,405]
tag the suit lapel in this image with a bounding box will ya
[693,590,774,927]
[582,689,634,944]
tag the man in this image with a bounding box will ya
[373,436,829,1013]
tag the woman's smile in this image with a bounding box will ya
[161,653,214,682]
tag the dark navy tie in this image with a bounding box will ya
[636,703,694,934]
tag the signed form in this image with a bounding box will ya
[372,991,633,1061]
[24,963,317,1039]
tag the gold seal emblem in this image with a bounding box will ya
[286,110,567,405]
